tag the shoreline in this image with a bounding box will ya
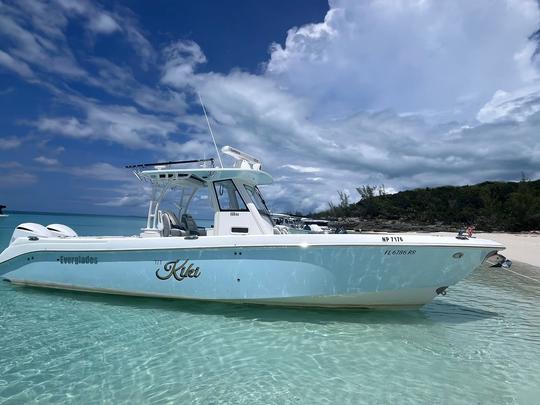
[475,232,540,268]
[420,231,540,268]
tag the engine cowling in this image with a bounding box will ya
[10,223,52,244]
[46,224,78,238]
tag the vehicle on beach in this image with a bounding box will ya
[0,146,505,308]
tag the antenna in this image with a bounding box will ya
[198,92,223,168]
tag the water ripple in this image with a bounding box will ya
[1,214,539,403]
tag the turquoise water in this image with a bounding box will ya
[0,213,539,404]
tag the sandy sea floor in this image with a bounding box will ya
[1,213,539,403]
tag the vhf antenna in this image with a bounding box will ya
[198,92,223,168]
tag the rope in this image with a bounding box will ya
[502,267,540,283]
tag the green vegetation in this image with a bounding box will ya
[314,178,540,231]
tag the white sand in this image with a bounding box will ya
[400,231,540,268]
[475,232,540,268]
[355,229,540,267]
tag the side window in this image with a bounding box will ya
[244,184,274,224]
[244,185,270,215]
[214,180,248,211]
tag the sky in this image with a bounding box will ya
[1,0,540,217]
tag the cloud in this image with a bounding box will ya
[266,0,540,121]
[161,40,207,88]
[0,170,37,188]
[34,156,60,166]
[0,0,154,84]
[0,161,22,169]
[87,13,120,34]
[0,137,22,150]
[93,180,152,208]
[0,4,86,78]
[71,162,132,182]
[2,0,540,214]
[182,69,540,212]
[477,84,540,123]
[0,49,34,78]
[96,194,148,208]
[35,100,179,149]
[56,1,155,64]
[77,58,188,115]
[115,6,156,68]
[37,117,93,138]
[281,165,321,173]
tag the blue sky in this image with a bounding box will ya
[1,0,540,216]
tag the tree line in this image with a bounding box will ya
[313,178,540,232]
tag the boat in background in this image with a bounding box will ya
[0,146,505,308]
[0,205,7,218]
[301,218,332,234]
[271,214,332,234]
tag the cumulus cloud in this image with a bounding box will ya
[477,84,540,123]
[161,0,539,212]
[266,0,540,121]
[2,0,540,213]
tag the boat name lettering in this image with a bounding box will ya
[156,259,201,281]
[59,256,98,264]
[384,249,416,256]
[382,236,403,242]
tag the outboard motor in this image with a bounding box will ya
[46,224,78,238]
[10,223,52,244]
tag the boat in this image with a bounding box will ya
[301,218,332,234]
[0,146,505,308]
[271,215,332,234]
[270,213,299,229]
[0,205,7,218]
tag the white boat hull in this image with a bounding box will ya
[0,234,501,308]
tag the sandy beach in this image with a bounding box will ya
[401,231,540,268]
[476,232,540,268]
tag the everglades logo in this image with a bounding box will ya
[58,255,98,264]
[156,259,201,282]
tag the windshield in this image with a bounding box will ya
[244,184,274,224]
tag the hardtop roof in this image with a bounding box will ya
[137,167,273,186]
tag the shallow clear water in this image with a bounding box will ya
[0,213,539,404]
